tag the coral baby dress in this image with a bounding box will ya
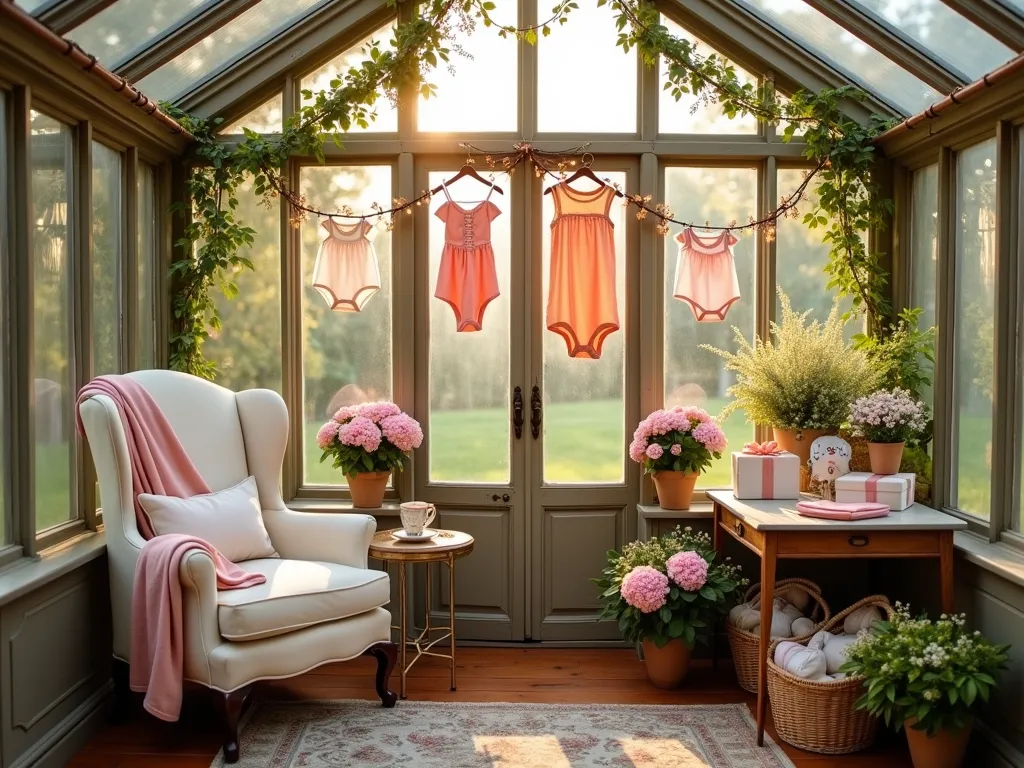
[312,218,381,311]
[673,227,741,322]
[546,182,619,359]
[434,181,501,332]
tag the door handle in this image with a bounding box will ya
[848,535,870,547]
[512,386,524,439]
[531,385,542,439]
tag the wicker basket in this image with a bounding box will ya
[726,578,830,693]
[767,595,894,755]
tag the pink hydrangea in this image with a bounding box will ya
[358,401,402,424]
[332,405,359,423]
[316,420,340,450]
[678,406,711,425]
[670,444,682,456]
[646,443,663,460]
[381,413,423,453]
[628,438,647,464]
[620,566,670,614]
[666,550,709,592]
[337,416,382,453]
[692,421,727,453]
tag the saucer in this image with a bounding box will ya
[392,528,438,542]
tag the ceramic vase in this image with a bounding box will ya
[652,470,699,510]
[641,638,693,689]
[346,470,391,508]
[868,441,905,475]
[904,717,972,768]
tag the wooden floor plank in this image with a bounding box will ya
[68,648,910,767]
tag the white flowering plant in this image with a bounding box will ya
[841,603,1009,737]
[702,289,878,430]
[848,387,927,444]
[594,527,746,649]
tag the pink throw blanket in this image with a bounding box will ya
[796,499,890,521]
[77,375,266,721]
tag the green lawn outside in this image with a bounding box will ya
[36,441,72,532]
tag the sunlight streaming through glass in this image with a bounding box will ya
[219,94,284,135]
[137,164,158,369]
[91,142,122,376]
[910,164,938,411]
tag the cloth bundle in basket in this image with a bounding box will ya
[767,595,894,755]
[725,578,830,694]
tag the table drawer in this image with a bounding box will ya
[720,508,764,552]
[777,530,940,557]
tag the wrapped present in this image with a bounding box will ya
[834,472,916,511]
[732,441,800,500]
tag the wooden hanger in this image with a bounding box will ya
[544,164,624,197]
[431,164,504,195]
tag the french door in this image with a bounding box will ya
[414,157,640,642]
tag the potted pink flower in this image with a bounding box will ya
[629,406,727,510]
[848,388,927,475]
[317,402,423,508]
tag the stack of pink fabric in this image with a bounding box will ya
[77,376,266,722]
[795,499,890,521]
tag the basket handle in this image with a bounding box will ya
[743,577,823,604]
[818,595,894,635]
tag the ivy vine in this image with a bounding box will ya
[165,0,898,378]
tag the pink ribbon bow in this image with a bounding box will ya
[743,441,782,456]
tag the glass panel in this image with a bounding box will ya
[739,0,942,114]
[137,163,157,369]
[219,94,283,135]
[1020,128,1024,531]
[775,168,856,333]
[14,0,48,13]
[664,167,757,486]
[205,176,282,393]
[909,164,938,410]
[0,91,8,542]
[67,0,208,67]
[91,142,121,376]
[537,3,636,133]
[952,139,996,520]
[542,172,626,483]
[300,166,392,486]
[301,25,398,133]
[659,16,758,135]
[857,0,1013,80]
[427,172,511,483]
[419,9,517,132]
[31,111,73,532]
[139,0,329,103]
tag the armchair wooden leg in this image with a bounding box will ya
[364,641,398,708]
[111,658,133,723]
[211,685,252,764]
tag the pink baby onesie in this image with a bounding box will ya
[673,227,741,322]
[312,219,381,311]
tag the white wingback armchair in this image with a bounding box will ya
[79,370,397,763]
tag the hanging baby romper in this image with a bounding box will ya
[434,181,501,332]
[312,218,381,311]
[673,227,741,322]
[546,182,619,359]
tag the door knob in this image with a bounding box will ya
[502,493,510,502]
[491,494,500,502]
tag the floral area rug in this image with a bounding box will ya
[210,699,795,767]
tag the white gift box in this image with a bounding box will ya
[731,451,801,500]
[834,472,916,511]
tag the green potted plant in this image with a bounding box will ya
[848,387,928,474]
[702,288,877,468]
[841,603,1010,768]
[595,527,746,688]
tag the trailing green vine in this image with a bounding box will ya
[167,0,900,378]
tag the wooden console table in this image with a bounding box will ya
[708,490,968,747]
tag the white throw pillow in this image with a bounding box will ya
[138,476,277,562]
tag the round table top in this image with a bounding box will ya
[369,529,475,562]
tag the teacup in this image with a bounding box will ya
[400,501,436,536]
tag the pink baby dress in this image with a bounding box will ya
[312,219,380,311]
[546,182,619,359]
[434,181,501,332]
[673,227,741,322]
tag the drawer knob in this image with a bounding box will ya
[734,521,745,537]
[848,535,870,547]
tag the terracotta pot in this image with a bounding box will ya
[641,638,693,689]
[773,428,833,491]
[868,441,905,475]
[346,470,391,508]
[905,717,973,768]
[652,470,699,510]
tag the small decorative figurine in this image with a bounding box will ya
[808,436,852,500]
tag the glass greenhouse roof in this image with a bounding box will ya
[15,0,1024,116]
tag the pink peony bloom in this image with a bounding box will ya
[670,444,682,456]
[357,401,402,424]
[692,421,727,453]
[666,550,709,592]
[381,413,423,453]
[620,566,670,614]
[646,443,664,460]
[316,420,340,450]
[332,405,359,423]
[337,416,382,453]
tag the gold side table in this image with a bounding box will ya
[368,528,474,699]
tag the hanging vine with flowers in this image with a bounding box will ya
[165,0,897,379]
